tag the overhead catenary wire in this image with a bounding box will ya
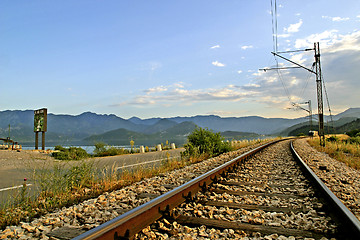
[270,0,293,104]
[274,57,293,104]
[270,0,278,53]
[299,64,315,101]
[322,72,334,132]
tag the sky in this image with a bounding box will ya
[1,0,360,119]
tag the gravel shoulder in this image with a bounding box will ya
[293,138,360,220]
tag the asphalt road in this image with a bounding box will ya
[0,149,184,206]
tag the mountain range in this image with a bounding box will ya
[0,108,359,146]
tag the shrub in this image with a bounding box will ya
[52,146,90,160]
[349,136,360,145]
[54,145,66,151]
[346,129,360,137]
[327,136,339,142]
[182,127,232,158]
[93,142,107,155]
[93,142,129,157]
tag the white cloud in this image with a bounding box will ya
[322,16,350,22]
[115,84,254,107]
[284,19,303,33]
[325,30,360,52]
[173,83,185,88]
[210,45,220,49]
[247,30,360,112]
[277,33,291,38]
[237,70,243,74]
[294,30,339,49]
[144,86,167,94]
[241,45,253,50]
[289,53,306,64]
[212,61,225,67]
[332,17,350,22]
[244,83,260,88]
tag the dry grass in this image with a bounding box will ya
[307,136,360,170]
[231,138,275,150]
[0,152,210,229]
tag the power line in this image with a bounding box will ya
[270,0,278,53]
[274,57,293,103]
[322,72,334,131]
[299,64,315,100]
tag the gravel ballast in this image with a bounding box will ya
[2,138,357,239]
[136,140,338,240]
[293,138,360,220]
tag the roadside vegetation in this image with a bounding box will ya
[51,141,166,160]
[307,132,360,170]
[181,127,232,159]
[92,142,131,157]
[52,145,90,160]
[0,128,272,230]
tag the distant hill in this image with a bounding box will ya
[131,115,306,134]
[83,121,197,146]
[158,121,197,137]
[1,108,359,146]
[333,108,360,120]
[285,118,360,136]
[83,122,260,146]
[221,131,261,140]
[336,119,360,134]
[84,128,150,145]
[142,119,178,134]
[279,117,359,136]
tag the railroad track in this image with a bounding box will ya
[72,139,360,239]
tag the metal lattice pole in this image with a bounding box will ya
[308,100,312,132]
[314,42,325,146]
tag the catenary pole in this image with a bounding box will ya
[314,42,325,146]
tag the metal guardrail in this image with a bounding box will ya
[290,141,360,238]
[73,139,283,240]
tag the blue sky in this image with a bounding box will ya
[1,0,360,119]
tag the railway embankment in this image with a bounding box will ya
[1,138,360,239]
[293,138,360,220]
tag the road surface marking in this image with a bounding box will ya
[0,184,32,192]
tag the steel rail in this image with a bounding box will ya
[73,139,284,240]
[290,141,360,238]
